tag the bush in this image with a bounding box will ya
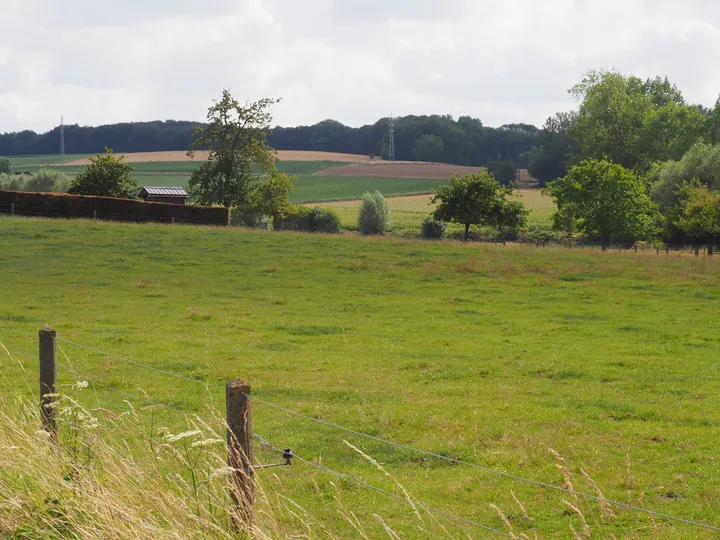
[358,190,390,235]
[274,205,342,233]
[0,158,10,174]
[421,217,447,239]
[274,205,313,231]
[230,207,272,229]
[309,207,342,233]
[0,169,70,193]
[68,149,139,199]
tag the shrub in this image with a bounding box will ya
[421,217,447,239]
[309,207,342,233]
[0,158,10,174]
[68,148,139,199]
[358,190,390,235]
[230,207,272,229]
[0,169,70,193]
[274,205,313,231]
[25,169,71,192]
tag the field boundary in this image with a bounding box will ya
[0,190,229,226]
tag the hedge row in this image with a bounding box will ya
[0,190,229,226]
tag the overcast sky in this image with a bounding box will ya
[1,0,719,133]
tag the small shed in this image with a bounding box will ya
[138,187,189,205]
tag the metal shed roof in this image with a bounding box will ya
[139,187,188,197]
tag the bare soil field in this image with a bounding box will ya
[316,162,487,180]
[62,150,373,165]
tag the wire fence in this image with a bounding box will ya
[2,327,720,535]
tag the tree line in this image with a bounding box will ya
[1,117,539,174]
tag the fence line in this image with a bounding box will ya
[1,351,511,538]
[2,329,720,533]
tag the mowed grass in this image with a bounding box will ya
[0,216,719,537]
[315,190,556,234]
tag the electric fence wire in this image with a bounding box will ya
[1,351,512,538]
[2,329,720,532]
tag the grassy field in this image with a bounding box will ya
[3,155,88,168]
[314,190,556,234]
[1,216,719,537]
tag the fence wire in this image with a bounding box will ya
[2,329,720,533]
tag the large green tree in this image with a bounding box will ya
[571,70,705,172]
[651,142,720,211]
[432,172,527,241]
[675,181,720,252]
[247,171,296,229]
[545,159,660,249]
[67,148,139,199]
[188,90,279,209]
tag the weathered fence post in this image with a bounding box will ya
[171,217,175,225]
[11,203,14,216]
[93,210,97,220]
[666,245,670,256]
[226,378,254,528]
[39,326,57,439]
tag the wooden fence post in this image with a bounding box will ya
[11,203,14,216]
[93,210,97,220]
[39,326,57,439]
[226,378,254,527]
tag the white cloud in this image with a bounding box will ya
[0,0,719,134]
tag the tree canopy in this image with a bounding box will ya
[432,172,528,240]
[187,90,279,209]
[67,149,139,199]
[545,159,660,248]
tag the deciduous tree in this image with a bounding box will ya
[431,172,528,241]
[545,159,660,249]
[188,90,279,209]
[68,148,138,199]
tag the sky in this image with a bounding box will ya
[1,0,720,133]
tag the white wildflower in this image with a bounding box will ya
[210,467,237,479]
[191,438,224,448]
[165,430,202,443]
[72,381,89,390]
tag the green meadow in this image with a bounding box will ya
[1,216,719,537]
[315,190,556,234]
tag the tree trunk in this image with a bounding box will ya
[709,244,714,256]
[601,235,609,252]
[464,223,470,241]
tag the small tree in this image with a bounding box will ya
[545,159,660,249]
[0,158,10,174]
[432,172,528,241]
[248,172,296,229]
[675,180,720,253]
[358,191,390,235]
[68,149,138,199]
[188,90,279,209]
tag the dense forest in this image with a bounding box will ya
[0,116,540,169]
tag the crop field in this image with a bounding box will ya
[62,150,373,166]
[1,216,719,538]
[314,190,556,234]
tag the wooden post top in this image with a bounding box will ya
[227,378,251,394]
[39,326,56,337]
